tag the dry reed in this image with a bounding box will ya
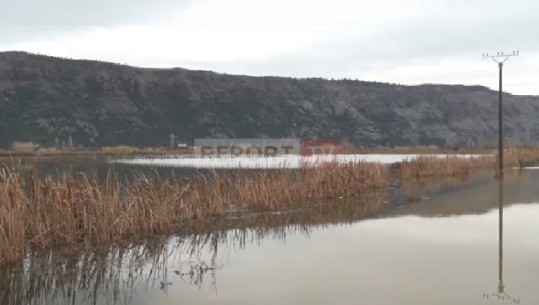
[0,189,390,305]
[0,162,388,266]
[505,147,539,168]
[398,155,495,180]
[398,148,539,181]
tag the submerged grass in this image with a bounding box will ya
[398,148,539,180]
[0,192,389,305]
[0,163,388,265]
[397,155,495,180]
[505,147,539,168]
[4,147,536,266]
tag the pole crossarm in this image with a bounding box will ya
[483,51,519,64]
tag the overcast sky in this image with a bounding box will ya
[1,0,538,95]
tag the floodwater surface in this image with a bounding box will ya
[1,166,538,305]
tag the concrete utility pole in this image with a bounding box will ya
[483,50,519,177]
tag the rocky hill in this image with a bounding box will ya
[0,51,538,148]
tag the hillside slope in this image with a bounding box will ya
[0,51,538,147]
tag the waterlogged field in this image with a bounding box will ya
[110,153,489,169]
[1,169,539,304]
[1,154,539,304]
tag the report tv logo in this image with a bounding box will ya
[194,138,300,157]
[194,138,344,157]
[300,139,344,155]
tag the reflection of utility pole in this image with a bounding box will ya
[483,177,520,303]
[483,51,519,177]
[498,177,504,294]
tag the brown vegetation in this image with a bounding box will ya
[344,145,494,155]
[0,145,194,158]
[505,147,539,168]
[397,148,539,181]
[3,147,537,266]
[397,155,495,180]
[0,188,389,305]
[0,163,388,265]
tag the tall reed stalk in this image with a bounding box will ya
[0,163,388,265]
[398,155,494,180]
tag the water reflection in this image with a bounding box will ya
[385,169,539,217]
[2,169,539,305]
[483,177,521,304]
[0,157,206,182]
[0,237,186,305]
[0,192,387,305]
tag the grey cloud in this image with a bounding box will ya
[0,0,194,45]
[197,11,539,79]
[306,8,539,71]
[0,0,194,25]
[1,0,537,94]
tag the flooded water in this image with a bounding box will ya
[1,159,538,305]
[1,153,486,181]
[0,156,209,181]
[111,153,486,169]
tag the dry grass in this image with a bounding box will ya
[232,163,388,210]
[505,147,539,168]
[344,145,494,155]
[0,189,390,305]
[0,162,388,265]
[398,155,495,180]
[0,146,193,158]
[100,145,140,154]
[5,147,536,265]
